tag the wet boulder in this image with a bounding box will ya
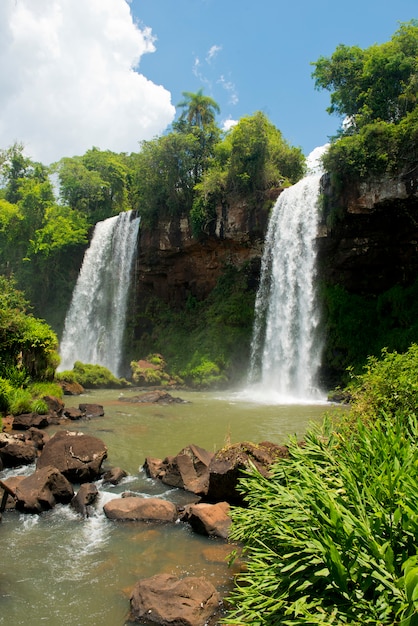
[63,407,84,421]
[129,573,220,626]
[103,496,177,523]
[183,501,231,539]
[206,441,289,504]
[78,403,104,418]
[0,433,37,467]
[0,475,26,510]
[12,413,50,430]
[71,483,99,517]
[102,467,128,485]
[37,430,107,483]
[43,395,65,416]
[15,465,74,513]
[144,444,214,496]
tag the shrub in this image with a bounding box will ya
[0,377,14,414]
[56,361,130,389]
[8,388,33,415]
[225,346,418,624]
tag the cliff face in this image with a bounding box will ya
[317,166,418,294]
[134,193,276,307]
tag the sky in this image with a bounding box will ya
[0,0,416,165]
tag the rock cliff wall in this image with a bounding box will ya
[134,192,276,308]
[317,165,418,294]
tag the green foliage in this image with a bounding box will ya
[0,276,59,381]
[55,148,131,223]
[313,21,418,182]
[181,355,227,388]
[312,20,418,126]
[322,280,418,385]
[226,407,418,624]
[28,381,63,400]
[347,344,418,425]
[56,361,130,389]
[0,377,14,414]
[8,388,34,415]
[129,264,256,388]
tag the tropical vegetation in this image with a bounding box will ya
[225,345,418,625]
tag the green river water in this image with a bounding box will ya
[0,388,329,625]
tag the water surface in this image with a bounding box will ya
[0,388,329,625]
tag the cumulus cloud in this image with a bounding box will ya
[0,0,175,163]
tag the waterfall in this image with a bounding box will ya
[58,210,140,377]
[248,147,327,402]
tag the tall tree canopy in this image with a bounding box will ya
[312,20,418,130]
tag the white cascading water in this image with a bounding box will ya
[58,210,140,377]
[248,146,327,402]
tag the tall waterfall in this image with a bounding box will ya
[248,147,327,402]
[59,210,140,377]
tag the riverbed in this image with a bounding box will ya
[0,388,330,625]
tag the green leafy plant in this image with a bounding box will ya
[225,345,418,624]
[56,361,130,389]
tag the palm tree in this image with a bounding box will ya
[177,89,220,130]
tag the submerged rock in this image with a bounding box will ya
[129,573,220,626]
[119,390,188,404]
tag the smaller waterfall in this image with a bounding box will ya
[59,211,140,377]
[248,147,327,402]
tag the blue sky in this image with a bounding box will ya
[0,0,415,163]
[130,0,417,154]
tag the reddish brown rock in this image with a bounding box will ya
[15,465,74,513]
[43,395,65,416]
[0,475,25,510]
[71,483,99,517]
[206,441,289,504]
[129,573,220,626]
[103,496,177,522]
[146,444,214,496]
[12,413,50,430]
[63,407,84,420]
[59,380,85,396]
[78,403,104,418]
[0,434,37,467]
[102,467,128,485]
[37,430,107,483]
[143,457,164,479]
[28,427,50,451]
[183,501,231,539]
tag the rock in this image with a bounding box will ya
[63,407,84,420]
[0,476,25,509]
[43,395,65,416]
[129,573,220,626]
[103,496,177,522]
[37,430,107,483]
[119,390,187,404]
[0,434,37,467]
[102,467,128,485]
[183,501,231,539]
[206,441,289,504]
[78,403,104,418]
[59,380,85,395]
[12,413,50,430]
[145,444,214,496]
[71,483,99,517]
[15,466,74,513]
[143,457,164,479]
[28,427,50,450]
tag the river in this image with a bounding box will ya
[0,388,329,625]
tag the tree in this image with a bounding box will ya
[312,20,418,130]
[177,88,220,130]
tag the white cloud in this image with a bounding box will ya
[206,44,222,63]
[218,75,238,106]
[222,118,238,132]
[0,0,175,164]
